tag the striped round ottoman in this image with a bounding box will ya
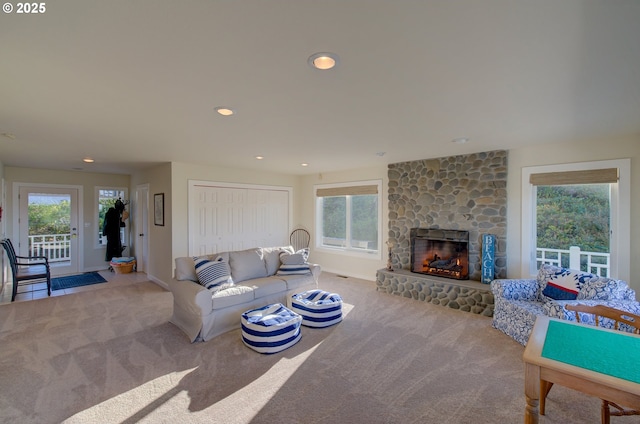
[241,303,302,354]
[291,290,343,328]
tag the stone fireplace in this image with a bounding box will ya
[376,151,507,317]
[387,150,508,281]
[410,228,469,280]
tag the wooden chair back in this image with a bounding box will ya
[565,303,640,334]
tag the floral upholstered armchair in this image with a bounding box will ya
[491,264,640,346]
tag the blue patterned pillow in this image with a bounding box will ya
[276,249,311,275]
[193,256,234,293]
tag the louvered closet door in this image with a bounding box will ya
[190,184,290,257]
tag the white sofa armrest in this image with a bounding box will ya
[167,278,212,318]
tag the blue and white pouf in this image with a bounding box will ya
[291,290,343,328]
[241,303,302,354]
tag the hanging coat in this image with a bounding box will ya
[103,207,122,261]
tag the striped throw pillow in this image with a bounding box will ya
[193,256,234,293]
[276,249,311,275]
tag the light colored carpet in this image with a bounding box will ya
[0,273,601,423]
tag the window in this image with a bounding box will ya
[96,187,127,246]
[521,159,630,281]
[315,180,382,258]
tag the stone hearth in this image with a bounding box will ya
[376,269,494,316]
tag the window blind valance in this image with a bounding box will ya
[316,185,378,197]
[529,168,618,186]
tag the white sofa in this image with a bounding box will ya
[168,246,320,342]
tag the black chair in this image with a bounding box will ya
[1,238,51,301]
[290,228,310,252]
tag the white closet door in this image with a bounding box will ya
[190,183,291,256]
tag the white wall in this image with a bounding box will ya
[130,163,172,287]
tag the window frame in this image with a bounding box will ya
[521,159,630,281]
[314,179,383,260]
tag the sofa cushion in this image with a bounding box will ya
[229,248,268,283]
[276,249,311,276]
[262,246,294,276]
[579,278,630,300]
[278,274,315,291]
[194,256,235,294]
[239,276,287,298]
[211,285,255,309]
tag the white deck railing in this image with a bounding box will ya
[28,234,71,263]
[537,246,610,277]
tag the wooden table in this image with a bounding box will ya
[523,316,640,424]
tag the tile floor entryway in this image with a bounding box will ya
[0,270,150,304]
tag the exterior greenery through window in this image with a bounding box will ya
[536,184,610,271]
[523,160,630,281]
[28,195,70,237]
[316,181,381,255]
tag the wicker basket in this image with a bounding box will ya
[111,260,136,274]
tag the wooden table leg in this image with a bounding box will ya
[540,380,554,415]
[524,363,540,424]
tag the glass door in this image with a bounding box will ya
[18,186,79,276]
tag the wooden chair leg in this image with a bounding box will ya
[540,380,554,415]
[602,400,610,424]
[605,400,640,421]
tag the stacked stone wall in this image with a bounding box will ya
[388,150,508,280]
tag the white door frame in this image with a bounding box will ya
[13,182,83,276]
[135,183,149,273]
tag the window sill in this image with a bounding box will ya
[315,245,382,260]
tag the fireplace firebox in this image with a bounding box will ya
[410,228,469,280]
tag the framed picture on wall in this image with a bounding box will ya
[154,193,164,226]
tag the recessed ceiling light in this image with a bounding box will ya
[452,137,469,144]
[301,163,309,167]
[256,156,264,160]
[215,107,234,116]
[308,52,339,70]
[83,158,94,163]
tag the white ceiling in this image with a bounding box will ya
[1,0,639,176]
